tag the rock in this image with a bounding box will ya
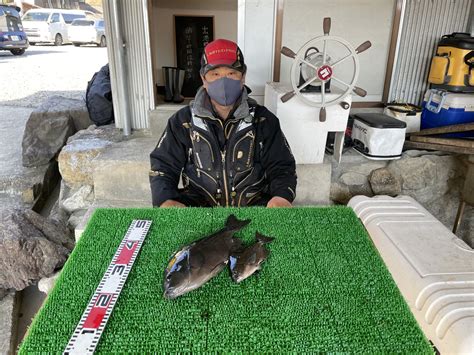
[389,157,436,190]
[332,150,471,245]
[402,149,450,158]
[22,113,74,168]
[388,155,462,204]
[68,210,87,230]
[330,182,351,204]
[369,168,401,196]
[38,271,60,295]
[0,288,7,300]
[0,293,18,355]
[49,200,69,228]
[0,208,73,291]
[339,172,373,197]
[60,96,93,132]
[61,185,93,214]
[21,96,93,168]
[58,125,123,186]
[340,172,367,185]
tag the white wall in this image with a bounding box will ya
[280,0,395,102]
[150,0,395,103]
[152,0,238,86]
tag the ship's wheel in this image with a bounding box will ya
[280,17,371,122]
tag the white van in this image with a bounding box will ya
[21,9,94,46]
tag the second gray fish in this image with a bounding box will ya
[229,232,274,283]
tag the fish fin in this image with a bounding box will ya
[225,214,251,232]
[255,232,274,244]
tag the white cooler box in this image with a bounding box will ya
[348,195,474,355]
[351,113,407,160]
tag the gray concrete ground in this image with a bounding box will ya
[0,45,108,108]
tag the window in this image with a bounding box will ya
[22,12,49,22]
[98,21,104,27]
[71,19,94,26]
[63,14,85,24]
[0,6,21,32]
[0,14,21,32]
[50,13,60,23]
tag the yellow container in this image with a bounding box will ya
[428,33,474,93]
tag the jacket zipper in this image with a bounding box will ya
[185,174,218,205]
[195,152,203,170]
[221,150,229,207]
[238,174,265,206]
[149,170,165,177]
[246,132,255,168]
[232,130,255,163]
[195,132,215,163]
[197,168,219,185]
[246,191,261,205]
[233,167,254,190]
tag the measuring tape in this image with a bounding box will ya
[64,219,152,354]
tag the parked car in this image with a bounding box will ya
[21,9,93,46]
[0,5,28,55]
[69,18,106,47]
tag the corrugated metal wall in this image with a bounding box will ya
[103,0,154,130]
[389,0,472,105]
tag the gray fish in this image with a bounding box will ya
[163,214,250,299]
[229,232,274,283]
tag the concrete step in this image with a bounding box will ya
[92,138,157,205]
[91,135,331,209]
[92,131,332,204]
[148,103,186,138]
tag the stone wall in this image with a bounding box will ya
[330,150,473,246]
[56,124,124,230]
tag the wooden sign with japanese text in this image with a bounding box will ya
[175,15,214,97]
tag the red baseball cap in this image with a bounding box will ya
[200,39,246,75]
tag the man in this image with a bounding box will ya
[150,39,296,208]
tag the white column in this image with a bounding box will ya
[238,0,277,104]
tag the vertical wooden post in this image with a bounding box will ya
[273,0,284,82]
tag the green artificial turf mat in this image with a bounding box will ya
[20,207,432,353]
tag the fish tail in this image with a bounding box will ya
[225,214,250,232]
[255,232,274,244]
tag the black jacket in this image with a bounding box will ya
[149,87,297,207]
[86,64,114,126]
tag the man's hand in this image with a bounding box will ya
[160,199,186,208]
[266,196,292,208]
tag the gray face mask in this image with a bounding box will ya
[205,77,243,106]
